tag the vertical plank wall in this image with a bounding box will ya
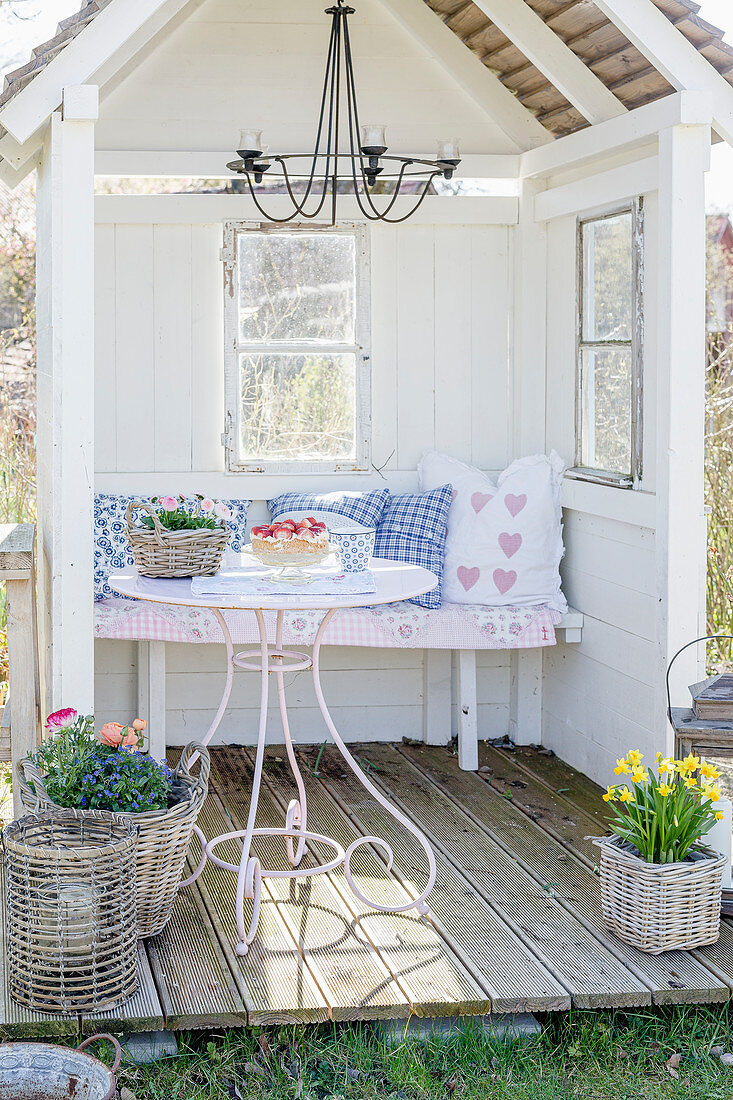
[93,212,513,744]
[543,196,660,784]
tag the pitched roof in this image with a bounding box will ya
[0,0,732,146]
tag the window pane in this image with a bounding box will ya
[582,213,632,342]
[238,352,356,462]
[580,346,632,474]
[238,232,356,344]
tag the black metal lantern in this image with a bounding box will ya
[227,0,461,224]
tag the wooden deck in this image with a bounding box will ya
[3,742,733,1036]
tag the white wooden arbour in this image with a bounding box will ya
[0,0,730,781]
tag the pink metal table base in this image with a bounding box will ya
[195,606,437,957]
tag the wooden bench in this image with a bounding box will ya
[95,598,583,770]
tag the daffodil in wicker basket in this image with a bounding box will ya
[595,750,727,954]
[16,709,209,938]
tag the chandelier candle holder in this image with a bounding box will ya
[227,0,460,224]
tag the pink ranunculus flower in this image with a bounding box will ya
[46,707,78,732]
[98,722,124,747]
[200,498,215,513]
[121,730,139,749]
[132,718,147,731]
[159,495,178,510]
[214,502,231,520]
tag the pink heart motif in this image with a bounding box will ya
[471,491,493,514]
[498,532,522,559]
[451,489,457,502]
[493,568,517,595]
[457,565,480,592]
[504,493,527,518]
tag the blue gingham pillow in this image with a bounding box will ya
[94,494,252,601]
[374,485,453,608]
[268,489,389,528]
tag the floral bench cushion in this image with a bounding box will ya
[94,598,561,649]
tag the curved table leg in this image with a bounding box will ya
[310,609,436,916]
[187,607,235,770]
[274,610,308,868]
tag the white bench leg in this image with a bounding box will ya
[456,649,478,771]
[422,649,451,746]
[137,640,166,760]
[509,648,542,747]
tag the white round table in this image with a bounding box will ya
[110,559,438,957]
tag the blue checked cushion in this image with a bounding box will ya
[94,494,251,601]
[374,484,453,608]
[268,489,389,529]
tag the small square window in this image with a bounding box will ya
[574,203,643,487]
[223,223,370,473]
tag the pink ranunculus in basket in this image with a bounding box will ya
[214,501,231,520]
[159,495,178,510]
[98,722,125,747]
[45,707,78,732]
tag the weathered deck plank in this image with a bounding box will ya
[344,745,651,1008]
[234,747,529,1015]
[208,751,411,1022]
[195,793,330,1025]
[145,880,247,1029]
[289,746,572,1014]
[398,744,730,1005]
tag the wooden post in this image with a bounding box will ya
[137,641,167,759]
[509,648,543,747]
[0,525,41,816]
[655,122,711,752]
[35,85,98,713]
[422,649,451,747]
[456,650,478,771]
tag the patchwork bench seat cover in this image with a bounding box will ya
[94,598,561,649]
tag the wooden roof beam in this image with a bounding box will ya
[467,0,626,124]
[593,0,733,145]
[383,0,553,149]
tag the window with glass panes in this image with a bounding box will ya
[576,203,643,486]
[223,223,370,473]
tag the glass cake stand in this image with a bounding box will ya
[244,544,331,585]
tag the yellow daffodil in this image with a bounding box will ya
[658,782,675,797]
[627,750,643,767]
[631,768,649,783]
[716,812,725,822]
[657,757,675,776]
[702,784,721,804]
[684,775,698,789]
[681,752,701,773]
[614,758,632,775]
[618,787,635,803]
[602,785,617,803]
[700,760,721,780]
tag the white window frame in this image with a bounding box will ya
[222,220,371,474]
[571,200,644,489]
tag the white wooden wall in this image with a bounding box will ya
[93,202,514,743]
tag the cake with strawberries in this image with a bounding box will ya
[250,516,329,566]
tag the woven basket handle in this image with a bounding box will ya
[16,756,51,811]
[126,500,168,546]
[176,741,210,797]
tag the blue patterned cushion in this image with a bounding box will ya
[268,489,389,528]
[374,485,453,608]
[94,494,251,601]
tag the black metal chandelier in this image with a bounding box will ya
[227,0,461,224]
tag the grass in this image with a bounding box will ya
[111,1007,733,1100]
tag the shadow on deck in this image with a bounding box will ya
[2,743,733,1036]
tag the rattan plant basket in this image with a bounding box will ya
[17,743,210,938]
[3,810,138,1013]
[594,834,726,954]
[126,500,229,578]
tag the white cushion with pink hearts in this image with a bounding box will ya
[418,451,567,611]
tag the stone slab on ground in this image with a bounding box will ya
[377,1014,542,1044]
[121,1030,178,1064]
